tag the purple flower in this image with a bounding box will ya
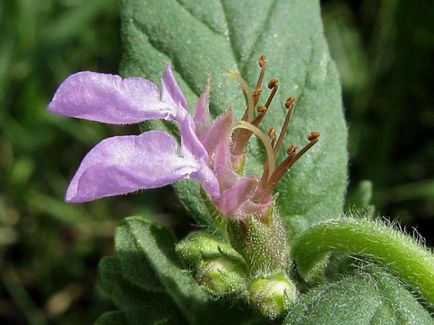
[49,57,319,220]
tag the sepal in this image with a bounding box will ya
[227,204,290,276]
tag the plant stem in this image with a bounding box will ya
[292,218,434,306]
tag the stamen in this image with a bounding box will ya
[227,70,255,122]
[273,96,296,155]
[263,79,279,109]
[257,133,320,200]
[253,55,266,106]
[268,128,277,148]
[234,121,276,176]
[232,106,268,155]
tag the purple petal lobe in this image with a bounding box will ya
[48,72,176,124]
[193,86,212,139]
[216,177,258,217]
[66,131,199,202]
[190,163,221,199]
[161,64,188,109]
[201,108,234,157]
[213,137,237,191]
[178,110,209,160]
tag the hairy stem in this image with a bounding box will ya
[292,218,434,306]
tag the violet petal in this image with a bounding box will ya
[200,108,234,157]
[48,72,176,124]
[65,131,199,202]
[193,86,212,139]
[216,177,258,217]
[161,63,188,110]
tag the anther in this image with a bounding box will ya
[258,55,266,68]
[268,79,278,89]
[285,96,296,109]
[308,131,320,141]
[253,88,262,98]
[258,106,267,113]
[286,144,297,155]
[268,128,277,147]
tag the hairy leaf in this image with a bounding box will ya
[284,267,432,324]
[292,218,434,305]
[99,216,257,324]
[119,0,348,235]
[98,256,183,324]
[95,311,127,325]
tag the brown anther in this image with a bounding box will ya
[285,96,296,109]
[308,131,320,141]
[253,88,262,97]
[258,55,266,68]
[268,127,276,139]
[268,79,278,89]
[258,106,267,113]
[286,144,297,155]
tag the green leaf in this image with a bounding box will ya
[119,0,348,235]
[284,267,433,324]
[95,311,127,325]
[110,216,256,324]
[98,256,183,324]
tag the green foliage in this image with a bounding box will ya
[292,217,434,305]
[0,0,123,323]
[284,266,433,324]
[322,1,434,240]
[119,0,348,236]
[98,216,256,324]
[175,230,246,267]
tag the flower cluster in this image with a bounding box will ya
[48,56,318,220]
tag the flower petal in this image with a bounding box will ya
[65,131,199,202]
[193,86,212,139]
[200,108,234,158]
[178,110,209,161]
[216,177,258,217]
[48,72,176,124]
[213,136,237,191]
[161,63,188,109]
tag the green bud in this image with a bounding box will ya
[227,205,290,276]
[249,273,297,319]
[196,257,248,297]
[175,231,244,266]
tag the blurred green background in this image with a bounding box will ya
[0,0,432,323]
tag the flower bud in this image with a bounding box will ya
[196,257,248,297]
[249,273,297,319]
[175,231,244,266]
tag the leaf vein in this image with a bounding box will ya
[219,0,242,72]
[241,0,278,74]
[174,0,226,36]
